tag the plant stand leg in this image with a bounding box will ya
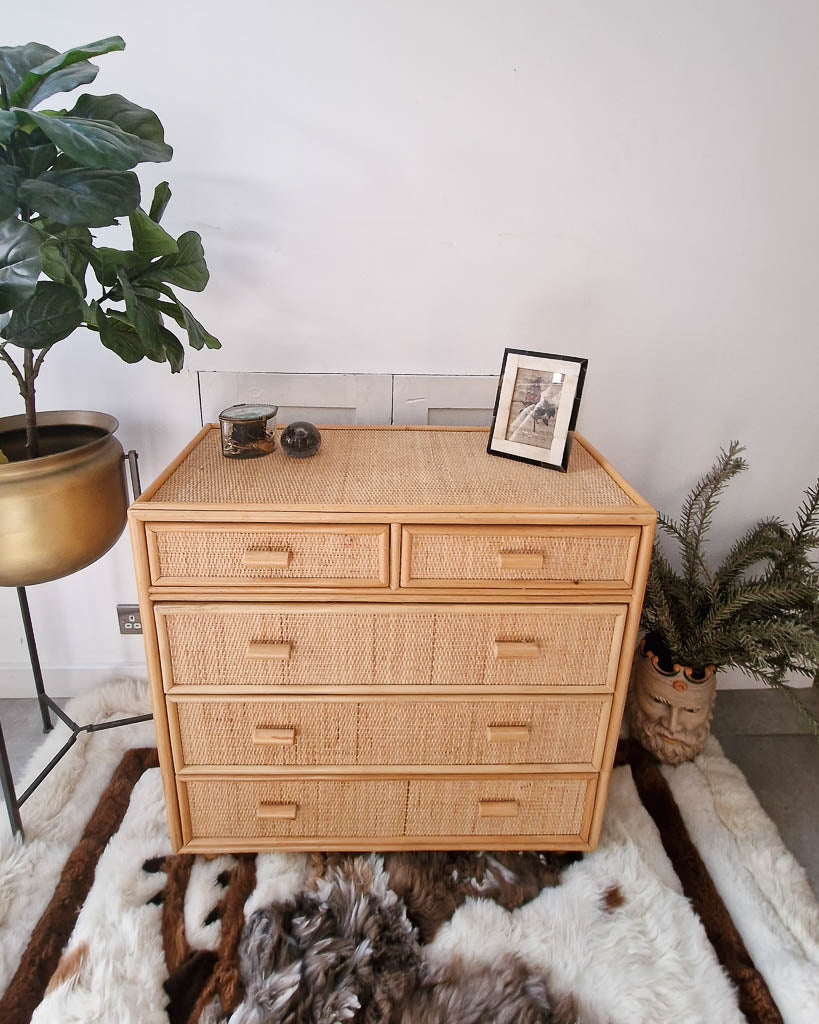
[17,587,52,734]
[0,719,24,838]
[1,450,151,842]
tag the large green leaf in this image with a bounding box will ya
[1,280,82,347]
[138,230,209,291]
[149,281,220,350]
[57,225,91,286]
[10,37,125,109]
[39,238,85,296]
[0,164,20,220]
[0,216,41,312]
[158,322,184,372]
[15,110,143,170]
[94,300,144,363]
[148,181,171,223]
[135,289,185,327]
[86,246,149,287]
[69,94,172,163]
[129,207,177,258]
[0,111,17,143]
[17,168,140,226]
[116,268,166,361]
[0,44,68,105]
[16,128,59,178]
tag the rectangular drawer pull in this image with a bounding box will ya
[478,799,519,818]
[243,549,292,568]
[498,551,543,571]
[251,727,296,746]
[486,725,531,743]
[493,641,539,660]
[246,642,292,661]
[256,802,298,820]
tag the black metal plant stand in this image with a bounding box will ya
[0,450,154,839]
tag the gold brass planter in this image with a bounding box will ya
[0,411,128,587]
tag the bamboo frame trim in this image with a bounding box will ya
[165,683,617,696]
[176,762,603,777]
[165,692,614,706]
[588,518,656,846]
[180,836,592,854]
[130,507,658,526]
[154,600,628,617]
[176,767,595,784]
[147,586,638,602]
[129,511,183,849]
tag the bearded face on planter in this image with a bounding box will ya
[628,640,717,764]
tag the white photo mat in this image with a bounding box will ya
[490,352,583,468]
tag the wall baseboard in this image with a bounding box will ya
[0,665,148,699]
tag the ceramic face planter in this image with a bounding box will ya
[628,639,717,764]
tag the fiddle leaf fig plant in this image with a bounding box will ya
[0,35,220,458]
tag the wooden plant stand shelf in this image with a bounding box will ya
[129,426,655,853]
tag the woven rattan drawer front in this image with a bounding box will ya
[183,778,406,839]
[169,695,611,769]
[357,698,609,768]
[172,699,358,767]
[156,603,627,692]
[401,526,640,588]
[405,776,594,838]
[146,523,390,587]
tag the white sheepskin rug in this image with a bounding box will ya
[0,680,816,1024]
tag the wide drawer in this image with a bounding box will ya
[400,525,640,588]
[180,774,595,843]
[145,523,390,587]
[168,695,612,770]
[156,603,628,692]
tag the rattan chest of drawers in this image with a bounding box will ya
[129,426,655,854]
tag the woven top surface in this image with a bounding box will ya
[147,428,638,510]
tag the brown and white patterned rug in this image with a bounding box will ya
[0,681,817,1024]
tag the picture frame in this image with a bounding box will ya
[487,348,588,472]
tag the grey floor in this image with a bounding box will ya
[1,690,817,893]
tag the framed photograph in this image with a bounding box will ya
[487,348,588,472]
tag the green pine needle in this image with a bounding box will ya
[642,443,819,739]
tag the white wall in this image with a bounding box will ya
[2,1,818,694]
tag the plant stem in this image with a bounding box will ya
[0,344,25,390]
[18,347,54,460]
[22,349,39,459]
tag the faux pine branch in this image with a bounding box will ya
[641,442,819,735]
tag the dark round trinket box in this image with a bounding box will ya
[281,421,321,459]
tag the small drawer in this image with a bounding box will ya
[405,775,594,839]
[146,523,390,587]
[182,778,406,840]
[400,525,640,589]
[168,695,611,769]
[156,603,627,692]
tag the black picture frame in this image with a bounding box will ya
[486,348,588,472]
